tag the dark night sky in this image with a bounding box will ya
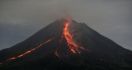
[0,0,132,50]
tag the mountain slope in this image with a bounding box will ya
[0,19,132,70]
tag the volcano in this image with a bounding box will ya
[0,18,132,70]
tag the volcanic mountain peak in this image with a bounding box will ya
[0,18,87,64]
[0,19,132,70]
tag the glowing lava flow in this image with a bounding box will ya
[63,20,83,54]
[1,38,53,64]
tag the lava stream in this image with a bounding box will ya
[1,38,53,64]
[63,20,83,54]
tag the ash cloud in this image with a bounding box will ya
[0,0,132,50]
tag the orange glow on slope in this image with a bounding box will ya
[63,20,83,54]
[6,39,53,61]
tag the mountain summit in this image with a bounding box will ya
[0,19,132,70]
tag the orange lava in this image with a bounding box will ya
[63,20,81,54]
[6,39,52,61]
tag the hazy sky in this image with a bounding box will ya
[0,0,132,50]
